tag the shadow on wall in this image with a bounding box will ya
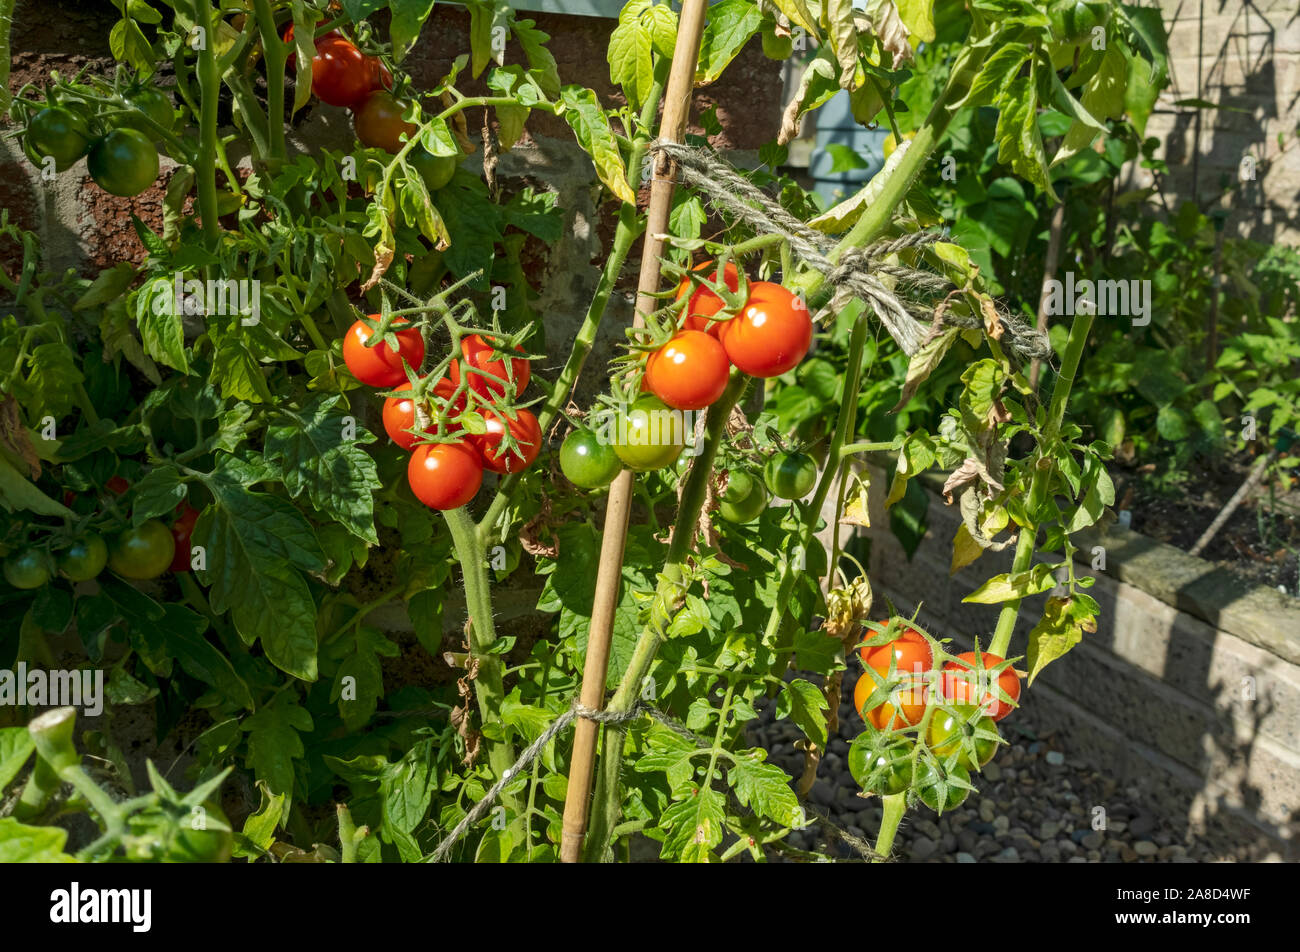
[1143,2,1300,245]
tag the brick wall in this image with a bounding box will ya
[1140,1,1300,244]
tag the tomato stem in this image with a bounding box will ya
[441,505,521,819]
[873,792,907,861]
[190,0,222,248]
[989,308,1095,657]
[251,0,287,164]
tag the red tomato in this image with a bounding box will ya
[106,475,130,495]
[449,334,530,399]
[169,503,200,572]
[342,317,425,388]
[644,330,730,411]
[677,261,740,337]
[353,90,417,153]
[407,442,483,510]
[470,408,542,474]
[282,25,340,70]
[719,281,813,378]
[383,377,459,449]
[305,36,378,110]
[857,623,933,730]
[943,650,1022,721]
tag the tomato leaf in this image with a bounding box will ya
[1025,595,1096,684]
[241,694,314,798]
[728,750,801,826]
[559,86,636,205]
[695,0,762,85]
[264,393,379,545]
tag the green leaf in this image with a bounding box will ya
[660,787,725,862]
[0,817,76,862]
[609,16,654,109]
[134,277,190,373]
[893,328,959,413]
[465,0,511,78]
[1025,595,1094,683]
[162,604,254,709]
[634,728,698,794]
[0,454,75,518]
[560,86,636,204]
[778,678,828,745]
[994,57,1054,199]
[194,474,325,680]
[389,0,438,60]
[330,625,399,730]
[963,563,1059,604]
[131,464,186,525]
[242,694,313,798]
[264,393,379,544]
[75,262,139,310]
[895,0,936,42]
[728,751,799,825]
[380,739,437,835]
[696,0,763,85]
[0,729,34,794]
[794,626,843,673]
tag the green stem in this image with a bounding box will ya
[838,439,902,458]
[191,0,222,247]
[441,506,520,816]
[761,315,870,648]
[989,309,1095,657]
[337,804,359,863]
[251,0,287,163]
[583,373,749,862]
[873,792,906,861]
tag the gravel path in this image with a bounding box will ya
[748,671,1284,863]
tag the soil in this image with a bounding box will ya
[1110,450,1300,597]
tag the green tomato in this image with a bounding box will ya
[108,520,175,580]
[927,705,999,770]
[848,735,914,796]
[718,470,769,523]
[118,88,175,136]
[409,148,459,192]
[26,106,91,170]
[560,428,622,489]
[168,803,233,863]
[58,534,108,582]
[612,395,686,472]
[761,31,793,60]
[87,128,159,197]
[764,450,816,500]
[4,549,51,590]
[916,759,971,814]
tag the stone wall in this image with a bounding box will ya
[1138,1,1300,244]
[853,460,1300,858]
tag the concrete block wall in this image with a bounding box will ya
[853,460,1300,857]
[1140,1,1300,243]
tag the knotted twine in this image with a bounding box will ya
[648,140,1052,363]
[427,698,882,863]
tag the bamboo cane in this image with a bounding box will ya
[558,0,712,863]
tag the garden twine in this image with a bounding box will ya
[428,699,882,863]
[647,140,1051,364]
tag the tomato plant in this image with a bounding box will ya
[0,0,1165,867]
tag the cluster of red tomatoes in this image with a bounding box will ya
[851,620,1023,812]
[341,317,539,511]
[2,477,199,591]
[641,261,814,413]
[288,27,458,189]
